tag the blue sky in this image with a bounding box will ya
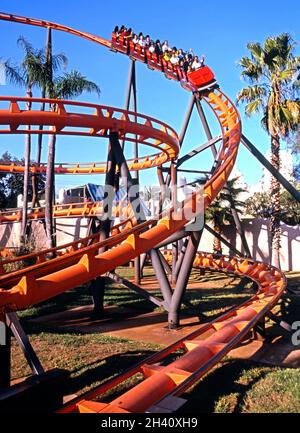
[0,0,299,190]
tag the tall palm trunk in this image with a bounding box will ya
[31,98,45,208]
[21,88,32,243]
[213,219,222,254]
[32,28,52,208]
[45,132,56,249]
[270,134,281,268]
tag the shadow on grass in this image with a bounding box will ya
[57,350,156,398]
[179,359,271,413]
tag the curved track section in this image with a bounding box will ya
[0,12,111,48]
[0,201,109,223]
[0,97,178,169]
[0,88,240,309]
[60,252,285,413]
[0,12,287,414]
[0,153,165,175]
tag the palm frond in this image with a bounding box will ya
[1,58,24,87]
[239,56,263,82]
[51,53,68,72]
[245,99,264,116]
[53,70,100,99]
[247,42,263,62]
[237,85,267,104]
[17,36,34,56]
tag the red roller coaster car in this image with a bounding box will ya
[187,66,217,91]
[111,32,218,92]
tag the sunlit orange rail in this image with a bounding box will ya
[59,251,286,413]
[0,11,287,414]
[0,200,134,223]
[0,88,240,310]
[0,97,178,171]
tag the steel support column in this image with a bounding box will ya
[100,139,117,243]
[149,250,172,309]
[157,167,168,214]
[174,238,189,278]
[92,137,117,317]
[157,249,172,276]
[109,131,146,215]
[242,134,300,203]
[168,230,203,328]
[195,98,252,257]
[121,61,141,281]
[90,277,105,319]
[110,131,146,284]
[6,312,44,376]
[171,161,178,285]
[165,95,195,188]
[107,272,167,310]
[140,253,147,278]
[177,136,222,168]
[179,95,195,146]
[155,229,188,249]
[204,223,244,257]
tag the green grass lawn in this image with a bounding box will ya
[10,268,300,413]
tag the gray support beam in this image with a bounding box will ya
[157,167,169,213]
[204,223,244,257]
[165,95,196,189]
[6,312,44,376]
[131,60,139,182]
[100,139,117,243]
[109,131,145,284]
[126,60,140,280]
[107,272,167,310]
[109,132,146,223]
[172,242,178,286]
[170,162,178,285]
[195,97,252,257]
[177,136,222,168]
[174,238,189,278]
[195,97,214,143]
[168,230,203,328]
[155,230,188,249]
[149,249,173,309]
[157,249,172,276]
[94,138,117,317]
[242,134,300,203]
[122,60,139,299]
[227,195,252,258]
[90,277,105,319]
[140,253,147,278]
[124,60,135,124]
[179,95,196,146]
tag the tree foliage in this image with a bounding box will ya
[245,188,300,225]
[237,33,300,268]
[205,177,246,253]
[0,153,45,210]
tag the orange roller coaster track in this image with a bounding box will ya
[0,88,240,309]
[0,11,287,413]
[0,97,179,167]
[59,252,285,413]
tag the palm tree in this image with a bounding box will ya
[17,37,45,242]
[45,70,101,249]
[237,33,300,268]
[4,36,68,243]
[205,177,246,254]
[29,31,67,209]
